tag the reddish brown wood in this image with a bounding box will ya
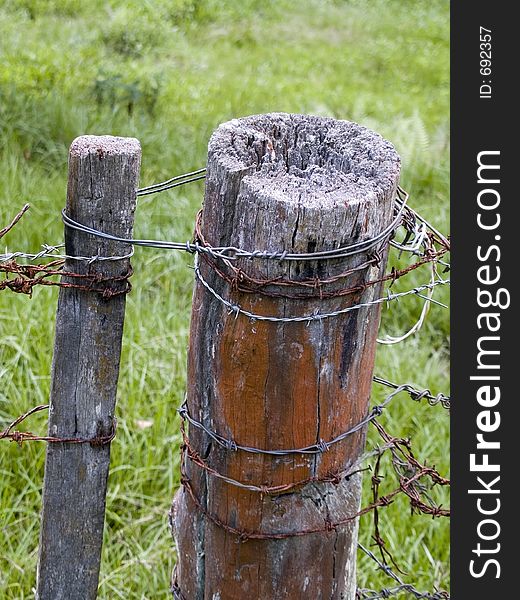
[171,113,400,599]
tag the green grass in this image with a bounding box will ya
[0,0,449,597]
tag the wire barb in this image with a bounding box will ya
[0,405,117,446]
[194,251,449,324]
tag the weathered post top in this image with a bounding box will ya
[67,134,140,248]
[205,112,400,243]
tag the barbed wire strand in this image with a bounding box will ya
[372,377,450,409]
[61,187,411,262]
[1,205,133,264]
[0,404,117,445]
[194,253,450,323]
[0,203,30,240]
[178,385,408,457]
[0,260,133,297]
[357,543,449,599]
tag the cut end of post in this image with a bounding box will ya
[65,134,141,243]
[70,135,141,158]
[208,112,400,208]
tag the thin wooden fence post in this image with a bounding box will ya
[171,113,400,599]
[36,136,141,599]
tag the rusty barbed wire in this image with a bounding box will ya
[199,246,448,301]
[3,175,450,596]
[1,206,133,297]
[0,404,117,446]
[190,187,450,324]
[176,414,449,542]
[356,543,450,600]
[0,259,133,297]
[194,205,449,302]
[178,451,448,541]
[172,416,450,599]
[180,418,370,496]
[194,254,450,324]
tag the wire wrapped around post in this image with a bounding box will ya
[170,112,401,600]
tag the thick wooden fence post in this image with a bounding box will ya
[36,136,140,599]
[171,114,400,599]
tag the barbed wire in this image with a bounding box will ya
[3,171,449,268]
[2,169,450,596]
[179,378,449,495]
[136,168,450,254]
[0,259,133,297]
[0,205,129,264]
[180,420,370,495]
[178,385,417,497]
[1,206,133,297]
[2,395,449,596]
[2,185,450,347]
[194,210,448,302]
[176,416,449,543]
[373,376,450,409]
[0,203,30,240]
[1,244,134,264]
[356,584,449,599]
[60,186,413,262]
[178,386,405,457]
[0,373,450,449]
[357,544,450,600]
[194,254,449,323]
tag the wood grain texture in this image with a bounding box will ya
[36,136,140,600]
[172,113,400,599]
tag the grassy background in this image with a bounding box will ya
[0,1,450,598]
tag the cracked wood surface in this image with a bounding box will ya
[36,136,140,600]
[172,113,400,599]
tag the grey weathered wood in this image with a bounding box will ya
[171,113,400,599]
[36,136,140,600]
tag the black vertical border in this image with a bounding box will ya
[451,2,513,598]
